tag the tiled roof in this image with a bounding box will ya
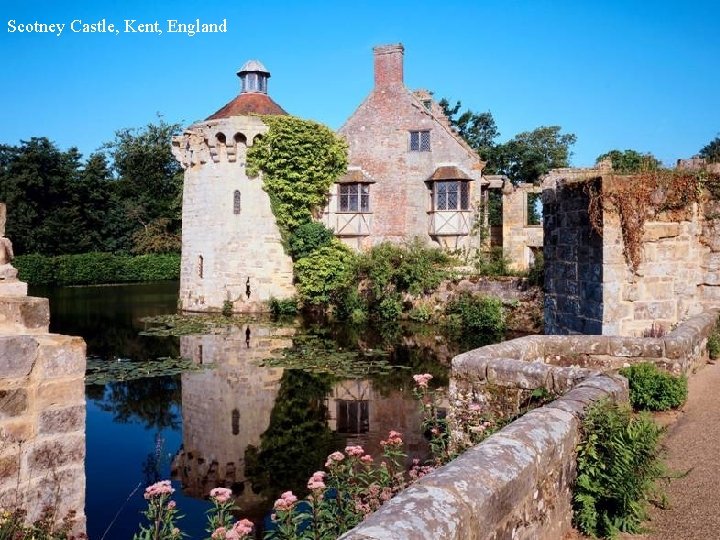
[427,165,472,181]
[336,167,376,184]
[206,93,287,120]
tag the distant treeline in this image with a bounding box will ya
[0,120,182,257]
[15,252,180,286]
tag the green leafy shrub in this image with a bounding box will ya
[247,115,347,238]
[294,243,356,306]
[708,324,720,360]
[269,297,299,317]
[444,293,505,340]
[287,222,335,261]
[15,252,180,286]
[619,363,687,411]
[408,303,432,322]
[574,399,666,538]
[473,247,514,276]
[527,251,544,288]
[376,295,403,321]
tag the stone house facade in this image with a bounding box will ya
[327,44,488,252]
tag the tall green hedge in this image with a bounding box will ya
[14,252,180,286]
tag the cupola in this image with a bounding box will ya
[238,60,270,94]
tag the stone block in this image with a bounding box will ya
[28,433,85,469]
[0,388,28,418]
[0,281,28,297]
[0,336,38,378]
[607,336,645,357]
[38,405,85,434]
[643,222,680,241]
[37,336,86,378]
[551,366,598,394]
[36,380,85,409]
[0,296,49,333]
[486,359,551,389]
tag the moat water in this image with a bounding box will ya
[32,282,489,539]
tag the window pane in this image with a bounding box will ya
[410,131,419,151]
[527,192,543,225]
[349,189,358,211]
[460,182,469,210]
[339,184,349,211]
[447,189,458,210]
[361,184,370,212]
[420,131,431,151]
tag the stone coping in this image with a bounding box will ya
[339,374,628,540]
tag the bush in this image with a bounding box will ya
[444,293,505,340]
[294,243,356,306]
[708,325,720,360]
[574,399,666,538]
[473,247,514,276]
[619,363,687,411]
[269,297,299,317]
[15,252,180,286]
[287,222,335,261]
[376,295,402,321]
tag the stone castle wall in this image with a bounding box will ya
[172,116,295,313]
[0,296,86,533]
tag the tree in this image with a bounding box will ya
[439,99,500,166]
[595,149,661,173]
[495,126,577,184]
[103,119,184,253]
[699,136,720,163]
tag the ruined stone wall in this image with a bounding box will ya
[544,163,720,336]
[543,172,604,335]
[0,298,86,533]
[172,116,295,313]
[340,309,716,539]
[502,182,544,271]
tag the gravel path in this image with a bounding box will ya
[644,360,720,539]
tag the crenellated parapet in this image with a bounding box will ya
[172,117,266,168]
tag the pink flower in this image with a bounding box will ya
[232,519,253,537]
[172,528,180,537]
[413,373,433,388]
[380,430,403,447]
[307,470,326,490]
[210,487,233,503]
[345,445,365,457]
[273,491,298,511]
[211,527,227,540]
[167,501,177,510]
[325,450,345,467]
[360,454,373,464]
[143,480,175,499]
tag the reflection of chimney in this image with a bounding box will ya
[373,44,404,88]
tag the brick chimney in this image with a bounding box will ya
[373,44,404,88]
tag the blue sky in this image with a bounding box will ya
[2,0,719,167]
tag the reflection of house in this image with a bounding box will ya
[172,326,291,513]
[327,379,429,464]
[326,44,488,251]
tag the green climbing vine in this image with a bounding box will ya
[246,115,348,239]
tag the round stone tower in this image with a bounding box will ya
[172,61,295,313]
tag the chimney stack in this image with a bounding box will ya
[373,44,404,88]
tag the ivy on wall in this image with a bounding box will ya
[246,115,348,238]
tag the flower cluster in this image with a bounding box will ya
[307,471,326,491]
[380,430,403,447]
[143,480,175,500]
[209,487,233,504]
[274,490,298,512]
[412,373,433,389]
[325,450,345,468]
[211,519,254,540]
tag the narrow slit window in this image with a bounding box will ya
[198,255,204,278]
[233,190,241,214]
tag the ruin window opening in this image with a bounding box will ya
[338,183,370,213]
[434,181,469,211]
[526,192,543,226]
[198,255,204,278]
[233,190,241,214]
[231,409,240,435]
[409,130,431,152]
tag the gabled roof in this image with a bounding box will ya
[428,165,472,181]
[206,93,287,120]
[337,167,376,184]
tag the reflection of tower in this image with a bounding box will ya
[327,380,429,465]
[172,325,293,514]
[172,61,295,313]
